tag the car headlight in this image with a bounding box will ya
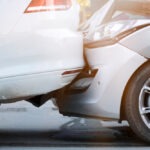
[84,20,137,43]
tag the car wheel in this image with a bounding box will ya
[125,61,150,142]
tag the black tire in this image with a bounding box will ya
[125,61,150,143]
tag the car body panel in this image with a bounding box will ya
[0,30,83,78]
[59,0,150,120]
[59,43,146,119]
[0,0,30,35]
[0,69,79,101]
[120,26,150,58]
[0,0,84,102]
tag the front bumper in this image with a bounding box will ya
[59,43,146,120]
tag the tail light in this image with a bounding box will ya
[25,0,72,13]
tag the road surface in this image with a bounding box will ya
[0,100,149,149]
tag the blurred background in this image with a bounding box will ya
[78,0,108,23]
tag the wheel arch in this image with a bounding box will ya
[120,60,150,121]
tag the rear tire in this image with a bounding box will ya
[125,61,150,142]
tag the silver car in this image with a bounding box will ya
[58,0,150,142]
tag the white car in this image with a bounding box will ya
[0,0,84,105]
[58,0,150,142]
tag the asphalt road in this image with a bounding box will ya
[0,100,149,149]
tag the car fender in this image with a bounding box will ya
[85,43,147,119]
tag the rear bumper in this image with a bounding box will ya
[0,29,84,79]
[0,68,83,102]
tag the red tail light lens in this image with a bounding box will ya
[25,0,72,13]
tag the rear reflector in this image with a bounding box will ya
[25,0,72,13]
[62,69,82,75]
